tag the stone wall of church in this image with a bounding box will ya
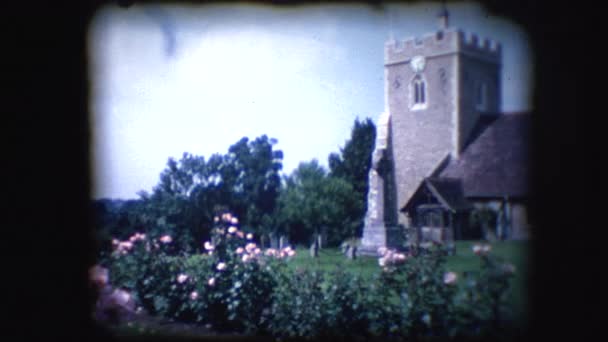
[386,37,458,227]
[385,29,502,227]
[457,54,501,154]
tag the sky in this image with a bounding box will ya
[88,1,534,200]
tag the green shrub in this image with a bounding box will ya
[451,244,517,336]
[103,215,516,339]
[369,244,458,338]
[320,269,371,337]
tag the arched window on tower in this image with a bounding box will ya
[411,75,427,110]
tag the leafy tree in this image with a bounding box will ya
[328,118,376,237]
[137,135,283,252]
[223,136,283,234]
[276,160,357,246]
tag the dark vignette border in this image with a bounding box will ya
[4,1,587,341]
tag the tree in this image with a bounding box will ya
[139,135,283,252]
[276,160,357,246]
[328,118,376,237]
[223,136,283,234]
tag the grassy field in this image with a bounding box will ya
[288,240,529,327]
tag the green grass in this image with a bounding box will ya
[287,246,379,278]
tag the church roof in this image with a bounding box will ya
[424,178,473,212]
[401,177,472,213]
[439,113,530,198]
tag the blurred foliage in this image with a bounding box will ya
[275,160,358,246]
[328,118,376,238]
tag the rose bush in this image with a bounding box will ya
[104,212,295,334]
[101,216,517,339]
[450,244,517,336]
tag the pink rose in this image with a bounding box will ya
[472,244,482,255]
[159,235,172,244]
[228,226,237,234]
[245,243,256,253]
[208,277,215,286]
[378,257,386,267]
[216,262,226,271]
[443,271,458,285]
[110,289,132,309]
[204,241,214,251]
[177,274,188,283]
[118,241,133,252]
[190,291,198,300]
[246,233,253,240]
[473,244,491,255]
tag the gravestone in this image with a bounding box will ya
[340,241,349,254]
[346,245,357,260]
[260,234,268,249]
[270,234,279,249]
[279,235,289,250]
[309,241,319,258]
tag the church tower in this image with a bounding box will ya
[360,7,502,254]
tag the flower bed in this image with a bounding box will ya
[93,213,519,339]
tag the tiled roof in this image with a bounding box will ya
[439,113,530,198]
[425,178,473,211]
[401,177,472,213]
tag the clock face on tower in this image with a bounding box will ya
[410,55,426,73]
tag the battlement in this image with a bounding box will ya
[385,29,501,65]
[459,31,502,58]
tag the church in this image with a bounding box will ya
[359,8,531,255]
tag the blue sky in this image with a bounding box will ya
[89,2,534,200]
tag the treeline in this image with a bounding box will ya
[92,118,376,258]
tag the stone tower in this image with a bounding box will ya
[360,8,502,255]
